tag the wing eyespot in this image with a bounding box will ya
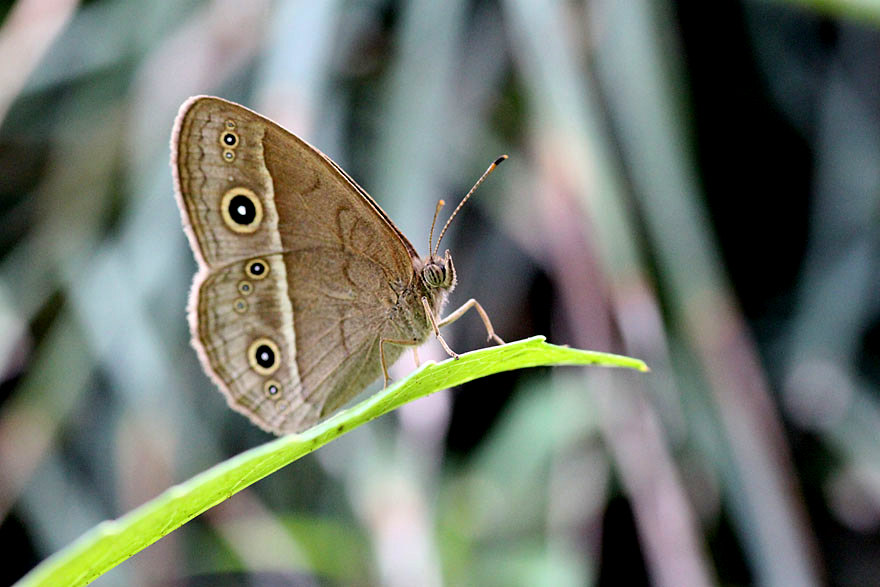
[264,379,282,399]
[245,258,270,280]
[248,337,281,376]
[220,187,263,233]
[233,298,248,313]
[237,280,253,296]
[220,130,239,148]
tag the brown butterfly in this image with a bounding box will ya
[171,96,505,434]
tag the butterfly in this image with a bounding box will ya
[172,96,504,434]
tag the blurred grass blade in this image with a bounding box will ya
[777,0,880,25]
[15,336,646,587]
[595,0,822,584]
[0,0,78,126]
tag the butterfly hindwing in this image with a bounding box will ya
[193,254,319,432]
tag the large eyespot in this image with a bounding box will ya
[244,258,270,280]
[264,379,282,399]
[220,131,239,148]
[248,337,281,376]
[423,264,445,288]
[220,187,263,233]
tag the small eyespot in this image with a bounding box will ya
[248,337,281,376]
[245,259,270,280]
[225,119,236,130]
[220,187,263,233]
[238,280,253,296]
[223,149,235,162]
[221,131,239,148]
[264,379,282,398]
[233,298,248,313]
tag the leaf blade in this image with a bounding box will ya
[16,336,646,587]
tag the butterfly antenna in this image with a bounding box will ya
[433,155,508,256]
[428,199,445,254]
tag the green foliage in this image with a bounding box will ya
[16,337,645,587]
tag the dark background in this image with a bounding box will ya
[2,0,879,584]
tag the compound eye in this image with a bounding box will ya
[423,264,445,288]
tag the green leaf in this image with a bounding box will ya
[16,336,646,586]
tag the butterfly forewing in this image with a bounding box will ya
[173,96,418,433]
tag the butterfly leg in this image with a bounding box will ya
[380,337,421,388]
[421,296,460,359]
[412,347,421,368]
[435,298,505,345]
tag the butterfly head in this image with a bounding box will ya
[420,155,506,295]
[421,250,456,292]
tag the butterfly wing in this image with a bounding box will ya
[172,96,417,433]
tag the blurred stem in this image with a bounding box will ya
[777,27,880,511]
[0,0,79,126]
[504,1,716,586]
[0,84,126,529]
[0,310,92,523]
[776,0,880,25]
[595,0,822,584]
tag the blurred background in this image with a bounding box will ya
[2,0,880,585]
